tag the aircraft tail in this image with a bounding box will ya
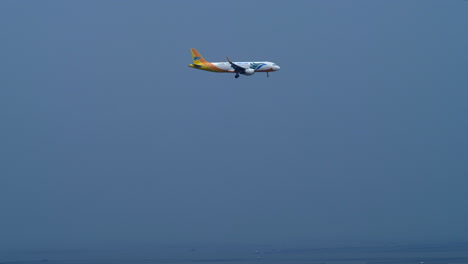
[190,48,208,65]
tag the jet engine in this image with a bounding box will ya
[242,68,255,75]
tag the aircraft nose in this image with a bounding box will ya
[273,65,281,71]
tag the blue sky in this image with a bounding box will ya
[1,1,467,249]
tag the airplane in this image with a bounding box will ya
[188,48,280,78]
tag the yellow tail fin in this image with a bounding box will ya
[190,48,208,64]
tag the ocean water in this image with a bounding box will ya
[2,243,468,264]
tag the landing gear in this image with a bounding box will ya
[267,72,270,77]
[235,73,240,78]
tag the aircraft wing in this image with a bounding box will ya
[226,57,246,73]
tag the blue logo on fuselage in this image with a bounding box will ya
[250,63,266,70]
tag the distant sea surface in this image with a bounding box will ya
[2,243,468,264]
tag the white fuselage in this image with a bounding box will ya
[211,61,280,73]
